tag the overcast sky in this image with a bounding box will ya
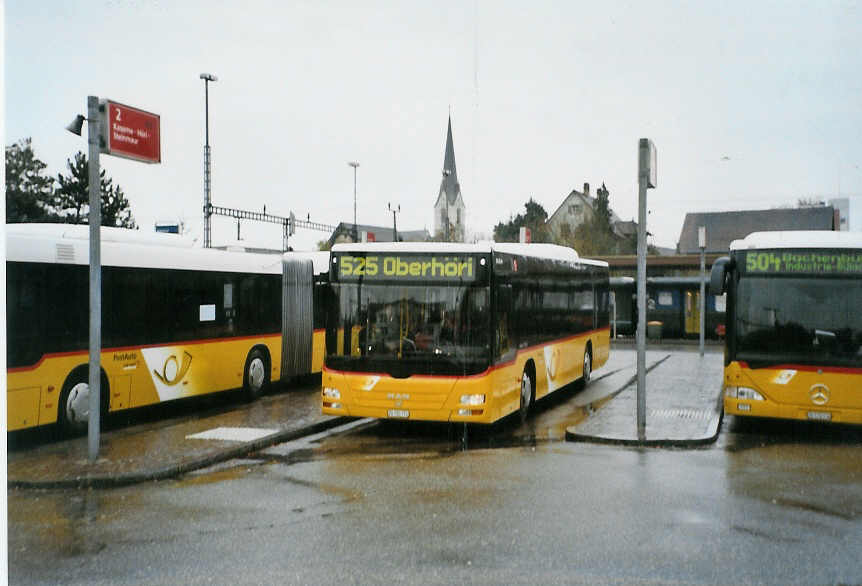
[6,1,862,251]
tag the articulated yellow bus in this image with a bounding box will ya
[322,242,610,424]
[6,224,329,434]
[710,231,862,425]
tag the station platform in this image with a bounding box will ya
[566,344,725,446]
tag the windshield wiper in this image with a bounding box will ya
[813,329,837,347]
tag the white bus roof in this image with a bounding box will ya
[285,250,330,274]
[6,223,327,275]
[730,231,862,251]
[330,241,608,268]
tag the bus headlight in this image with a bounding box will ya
[460,394,485,406]
[323,387,341,399]
[725,386,764,401]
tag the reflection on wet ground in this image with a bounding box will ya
[722,414,862,452]
[256,379,607,469]
[722,414,862,523]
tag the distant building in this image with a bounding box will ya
[433,116,466,241]
[546,182,637,242]
[829,197,850,231]
[677,206,838,254]
[154,221,184,234]
[326,222,430,249]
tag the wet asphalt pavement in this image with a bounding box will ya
[8,410,862,585]
[7,344,862,584]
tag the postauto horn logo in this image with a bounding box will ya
[153,351,193,386]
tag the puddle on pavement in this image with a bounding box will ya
[175,458,265,486]
[724,418,862,520]
[8,488,147,559]
[266,396,600,466]
[723,416,862,453]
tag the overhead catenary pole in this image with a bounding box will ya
[87,95,102,462]
[388,202,400,241]
[348,161,359,241]
[200,73,217,248]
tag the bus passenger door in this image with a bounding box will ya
[685,290,700,335]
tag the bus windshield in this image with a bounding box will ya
[735,276,862,368]
[327,283,491,377]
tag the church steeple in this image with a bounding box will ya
[441,115,459,203]
[434,114,466,241]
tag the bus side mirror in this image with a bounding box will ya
[709,256,731,296]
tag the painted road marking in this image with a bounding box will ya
[186,426,280,442]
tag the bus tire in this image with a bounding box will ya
[582,347,592,388]
[519,365,534,423]
[58,367,108,437]
[243,348,269,401]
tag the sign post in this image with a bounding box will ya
[699,226,706,357]
[76,97,160,462]
[86,96,102,463]
[637,138,657,440]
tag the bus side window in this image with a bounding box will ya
[495,284,513,362]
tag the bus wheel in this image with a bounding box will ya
[59,369,106,436]
[582,348,592,388]
[519,368,534,422]
[243,348,269,401]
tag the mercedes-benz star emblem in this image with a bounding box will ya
[809,384,830,406]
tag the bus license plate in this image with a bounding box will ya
[388,409,409,418]
[807,411,832,422]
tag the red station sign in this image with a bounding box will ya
[101,100,161,164]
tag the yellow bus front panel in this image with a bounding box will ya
[724,361,862,424]
[323,329,609,425]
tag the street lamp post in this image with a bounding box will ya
[200,73,217,248]
[388,202,400,241]
[348,161,359,241]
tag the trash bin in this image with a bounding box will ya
[647,321,663,340]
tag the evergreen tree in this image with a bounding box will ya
[5,138,58,222]
[493,198,549,242]
[55,151,137,228]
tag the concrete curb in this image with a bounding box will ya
[8,416,354,491]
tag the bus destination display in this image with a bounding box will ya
[336,254,479,282]
[745,250,862,275]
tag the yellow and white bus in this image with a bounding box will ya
[710,231,862,424]
[6,223,329,434]
[322,242,610,424]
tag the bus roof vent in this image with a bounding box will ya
[55,243,75,263]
